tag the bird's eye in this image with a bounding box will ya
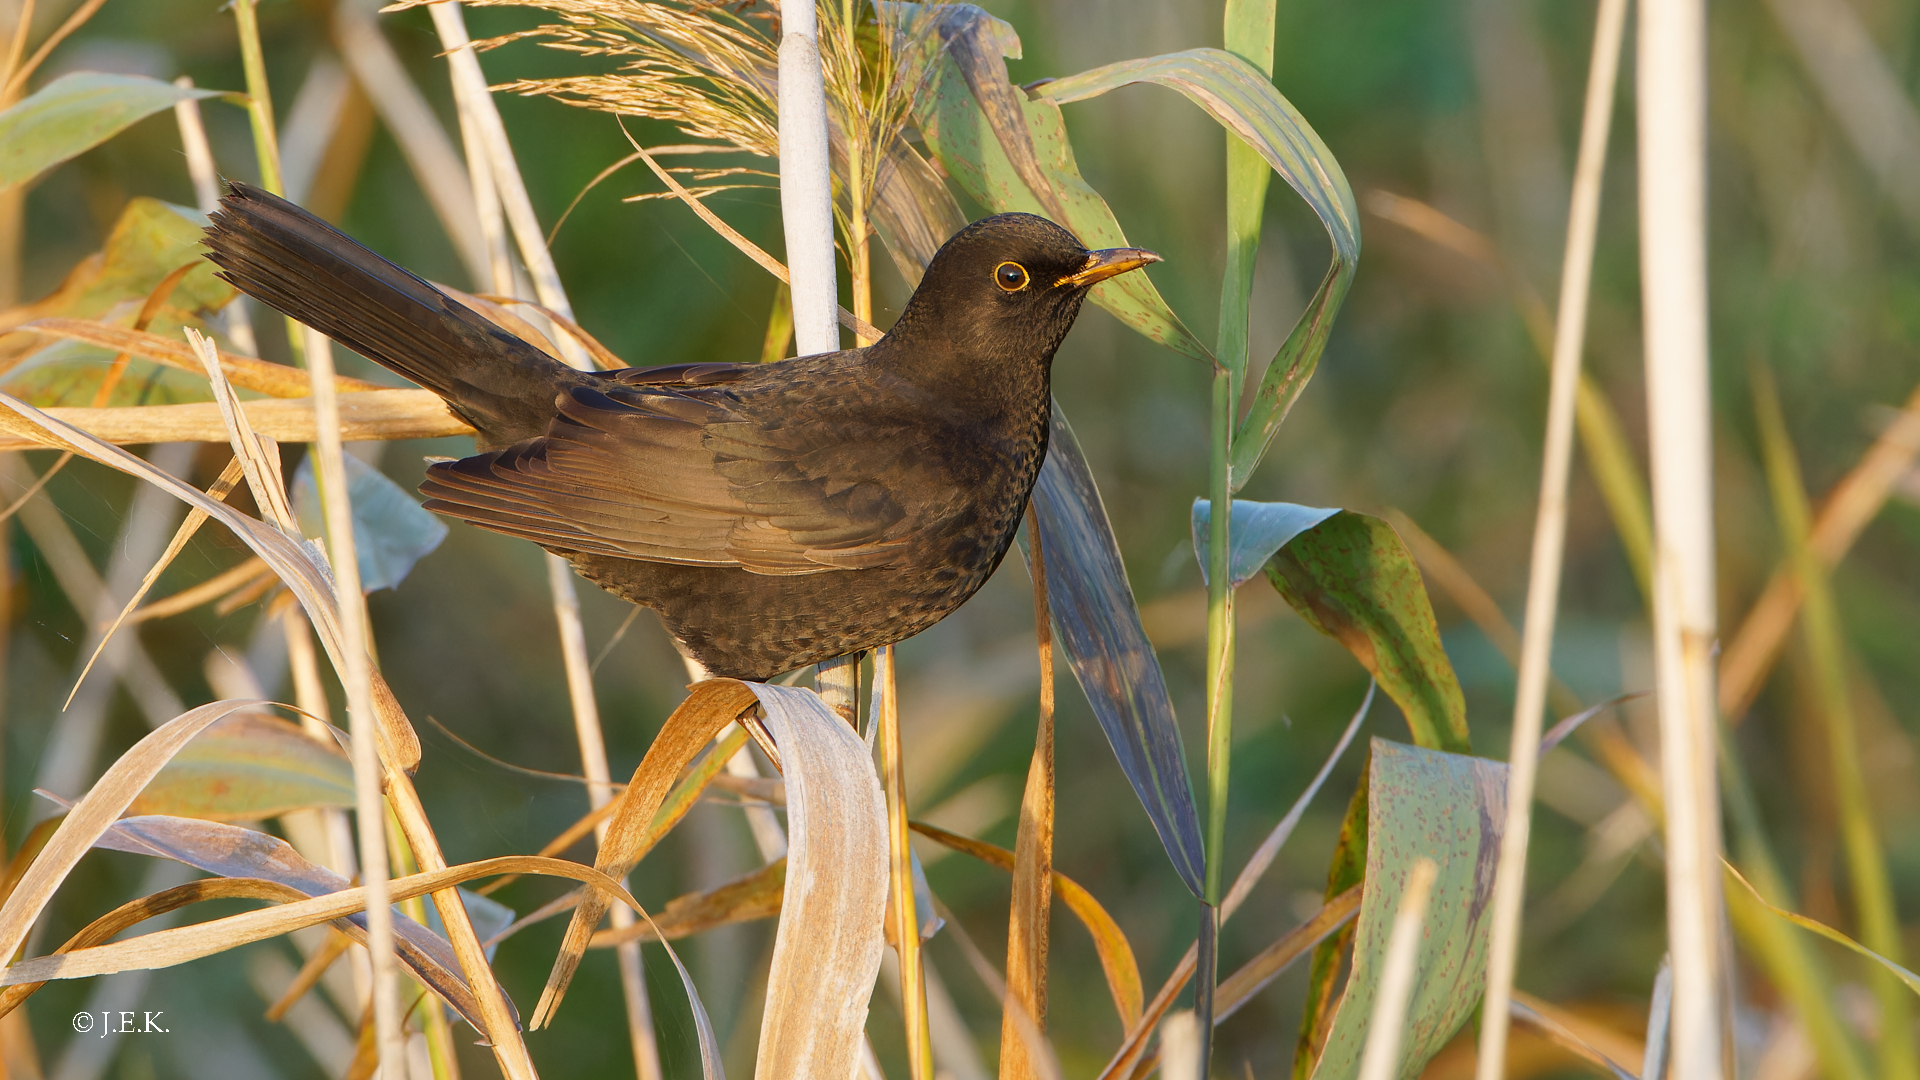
[994,261,1030,292]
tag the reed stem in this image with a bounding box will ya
[1475,0,1627,1073]
[877,645,932,1079]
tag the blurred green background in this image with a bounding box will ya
[3,0,1919,1076]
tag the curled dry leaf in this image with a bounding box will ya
[750,682,889,1080]
[0,699,265,971]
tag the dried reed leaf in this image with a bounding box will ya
[125,555,271,624]
[0,699,263,969]
[0,877,312,1019]
[77,811,492,1027]
[1507,993,1642,1080]
[434,284,563,360]
[483,724,748,899]
[24,318,382,397]
[1720,375,1920,722]
[186,328,296,532]
[751,681,889,1080]
[1000,506,1055,1080]
[66,457,246,705]
[0,391,424,773]
[473,292,628,369]
[265,927,352,1022]
[1111,886,1360,1080]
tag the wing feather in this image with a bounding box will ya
[417,364,950,575]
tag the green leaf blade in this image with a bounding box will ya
[128,715,355,821]
[1032,406,1206,897]
[0,73,222,191]
[1262,511,1470,754]
[912,11,1212,362]
[1306,740,1505,1080]
[1029,49,1359,489]
[1191,498,1339,588]
[292,453,449,593]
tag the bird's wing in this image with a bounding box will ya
[418,369,933,575]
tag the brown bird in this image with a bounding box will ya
[203,182,1157,680]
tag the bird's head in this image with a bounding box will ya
[885,213,1160,364]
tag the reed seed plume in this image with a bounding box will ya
[416,0,933,250]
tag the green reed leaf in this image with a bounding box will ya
[0,73,223,191]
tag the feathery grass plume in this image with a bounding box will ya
[436,0,932,257]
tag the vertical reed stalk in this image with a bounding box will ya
[779,0,839,356]
[384,810,462,1080]
[878,645,932,1080]
[1476,0,1628,1074]
[231,4,401,1066]
[1753,367,1916,1080]
[1200,0,1276,1061]
[841,0,873,338]
[1637,0,1724,1069]
[172,77,260,357]
[299,325,404,1071]
[232,0,282,196]
[428,4,662,1072]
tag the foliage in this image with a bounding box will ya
[0,0,1917,1077]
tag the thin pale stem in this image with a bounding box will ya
[1475,0,1628,1074]
[300,327,403,1070]
[548,558,663,1080]
[230,3,397,1065]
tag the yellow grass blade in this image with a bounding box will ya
[0,853,640,985]
[911,822,1141,1030]
[591,859,785,946]
[880,644,935,1080]
[1001,507,1057,1079]
[1098,885,1359,1080]
[1719,375,1920,723]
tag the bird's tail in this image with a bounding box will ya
[203,181,567,444]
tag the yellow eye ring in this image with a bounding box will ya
[993,261,1030,292]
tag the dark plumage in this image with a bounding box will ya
[203,181,1156,679]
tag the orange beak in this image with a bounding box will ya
[1055,247,1162,288]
